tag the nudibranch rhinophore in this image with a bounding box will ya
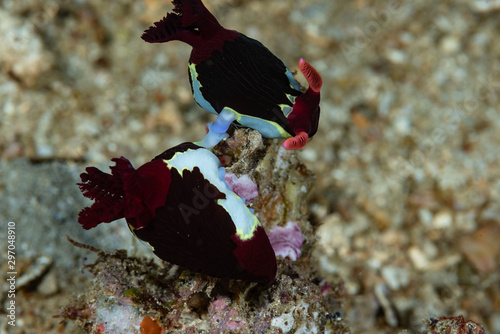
[141,0,323,150]
[77,142,277,284]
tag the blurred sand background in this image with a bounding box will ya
[1,0,500,332]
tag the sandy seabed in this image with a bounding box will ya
[1,0,499,333]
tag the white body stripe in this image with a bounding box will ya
[189,64,218,115]
[167,148,259,239]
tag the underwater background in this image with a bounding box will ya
[1,0,499,333]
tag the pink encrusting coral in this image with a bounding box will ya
[209,296,246,332]
[268,221,304,261]
[224,172,258,202]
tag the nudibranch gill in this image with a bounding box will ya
[141,0,323,150]
[77,142,277,284]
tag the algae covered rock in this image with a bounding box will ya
[60,130,350,333]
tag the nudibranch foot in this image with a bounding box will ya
[196,123,229,149]
[283,131,309,150]
[196,109,236,149]
[212,109,237,133]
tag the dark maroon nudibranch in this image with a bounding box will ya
[141,0,323,150]
[77,142,277,284]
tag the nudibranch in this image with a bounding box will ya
[77,142,277,284]
[141,0,323,150]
